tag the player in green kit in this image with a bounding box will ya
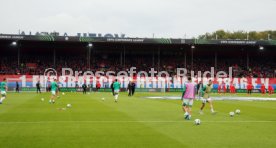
[199,80,216,114]
[112,79,121,102]
[49,79,58,104]
[0,78,7,104]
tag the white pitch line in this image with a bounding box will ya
[144,96,276,101]
[0,120,275,124]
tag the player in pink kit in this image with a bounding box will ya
[182,77,196,120]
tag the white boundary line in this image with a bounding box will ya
[0,120,275,124]
[144,96,276,101]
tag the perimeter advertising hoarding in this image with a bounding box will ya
[2,75,275,91]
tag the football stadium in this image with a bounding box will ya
[1,1,276,148]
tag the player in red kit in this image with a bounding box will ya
[222,83,226,95]
[260,84,266,95]
[218,84,221,95]
[230,84,236,94]
[96,81,101,92]
[268,85,274,95]
[247,83,253,95]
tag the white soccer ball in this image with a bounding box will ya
[62,92,65,95]
[194,119,201,125]
[67,104,72,108]
[235,109,241,114]
[229,112,235,117]
[41,98,44,101]
[102,98,105,101]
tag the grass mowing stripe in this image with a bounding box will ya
[0,120,275,124]
[0,93,38,113]
[1,93,187,147]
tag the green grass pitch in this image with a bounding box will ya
[0,92,275,148]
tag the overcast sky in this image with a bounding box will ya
[0,0,275,38]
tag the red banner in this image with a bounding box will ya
[0,75,275,89]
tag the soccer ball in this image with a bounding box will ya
[102,98,105,101]
[235,109,241,114]
[229,112,235,117]
[194,119,201,125]
[67,104,72,108]
[62,92,65,95]
[41,98,44,101]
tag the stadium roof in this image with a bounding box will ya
[0,34,276,46]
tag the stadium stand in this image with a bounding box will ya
[0,55,275,77]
